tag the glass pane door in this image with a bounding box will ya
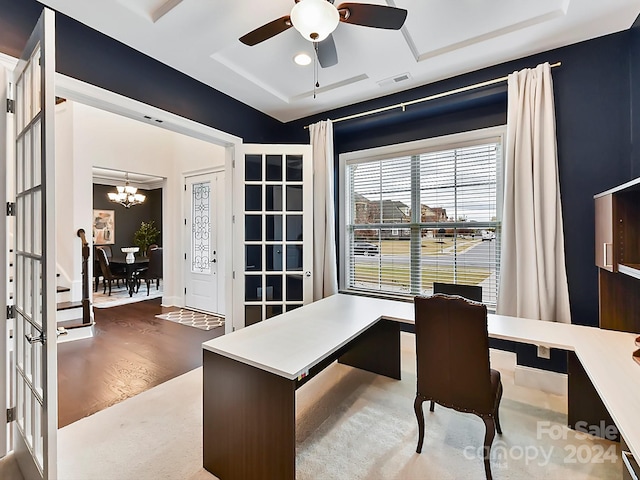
[236,145,313,328]
[12,8,57,479]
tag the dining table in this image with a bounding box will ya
[109,255,149,296]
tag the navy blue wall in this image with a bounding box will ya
[292,31,635,336]
[289,30,638,372]
[0,0,290,143]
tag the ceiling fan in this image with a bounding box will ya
[239,0,408,68]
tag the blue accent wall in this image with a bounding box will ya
[291,31,635,337]
[289,29,639,372]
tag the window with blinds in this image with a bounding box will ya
[341,127,504,309]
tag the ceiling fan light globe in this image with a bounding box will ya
[290,0,339,43]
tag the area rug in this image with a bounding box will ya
[56,334,620,480]
[93,285,163,308]
[156,309,224,331]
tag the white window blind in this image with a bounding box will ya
[343,129,504,308]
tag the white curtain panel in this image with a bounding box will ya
[309,120,338,300]
[497,63,571,323]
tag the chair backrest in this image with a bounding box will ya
[147,247,163,278]
[433,282,482,302]
[147,244,158,256]
[95,246,113,280]
[414,294,494,415]
[96,245,112,259]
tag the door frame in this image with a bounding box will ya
[1,65,242,463]
[54,75,240,336]
[183,167,227,317]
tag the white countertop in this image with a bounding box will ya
[203,294,413,379]
[203,293,640,461]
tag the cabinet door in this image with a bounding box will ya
[595,194,615,272]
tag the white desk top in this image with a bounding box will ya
[203,293,640,461]
[203,295,410,380]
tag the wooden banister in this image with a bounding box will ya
[77,229,91,325]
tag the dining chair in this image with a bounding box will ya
[96,246,128,296]
[136,247,163,295]
[413,294,503,480]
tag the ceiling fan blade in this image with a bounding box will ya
[239,15,292,46]
[337,3,407,30]
[317,34,338,68]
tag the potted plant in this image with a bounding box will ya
[133,220,160,256]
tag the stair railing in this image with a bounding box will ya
[76,228,91,325]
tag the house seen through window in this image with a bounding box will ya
[341,127,504,309]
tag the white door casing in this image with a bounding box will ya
[233,144,313,331]
[185,171,225,315]
[12,8,58,480]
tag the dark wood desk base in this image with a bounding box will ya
[203,319,617,480]
[203,319,401,480]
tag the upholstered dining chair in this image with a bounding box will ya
[136,247,163,295]
[96,246,128,296]
[413,294,503,480]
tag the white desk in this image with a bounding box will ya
[203,293,640,479]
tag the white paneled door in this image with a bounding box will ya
[11,8,58,480]
[185,171,225,315]
[234,144,313,330]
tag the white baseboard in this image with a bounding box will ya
[58,324,95,343]
[514,364,567,396]
[160,296,182,308]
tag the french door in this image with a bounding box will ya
[233,144,313,329]
[185,171,225,315]
[11,8,58,480]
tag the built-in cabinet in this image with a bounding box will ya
[594,177,640,333]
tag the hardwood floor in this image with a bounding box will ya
[57,298,224,428]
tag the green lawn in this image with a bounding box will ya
[372,238,481,256]
[353,264,491,290]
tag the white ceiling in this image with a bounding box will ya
[39,0,640,122]
[93,167,164,189]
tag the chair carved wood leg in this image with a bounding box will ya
[495,383,503,435]
[414,395,425,453]
[108,280,112,296]
[429,400,435,412]
[481,416,496,480]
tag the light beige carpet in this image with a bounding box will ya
[56,333,620,480]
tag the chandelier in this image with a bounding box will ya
[107,172,146,208]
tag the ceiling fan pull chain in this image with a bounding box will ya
[313,41,320,99]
